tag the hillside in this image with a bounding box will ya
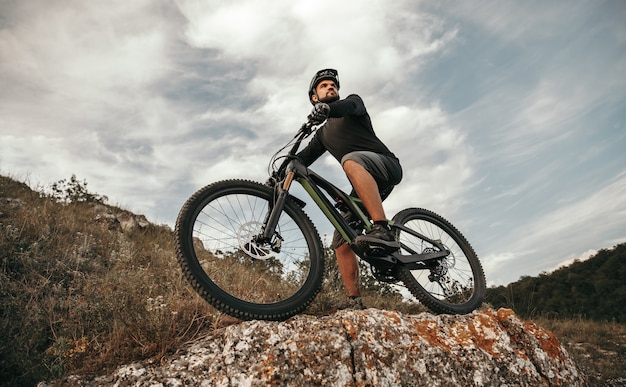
[0,174,425,385]
[486,243,626,322]
[1,174,622,386]
[0,175,213,386]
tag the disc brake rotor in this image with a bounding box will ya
[424,246,456,296]
[237,221,274,260]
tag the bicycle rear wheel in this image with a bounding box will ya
[175,180,324,321]
[392,208,485,314]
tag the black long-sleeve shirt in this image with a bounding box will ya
[297,94,398,166]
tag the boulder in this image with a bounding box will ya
[42,308,585,386]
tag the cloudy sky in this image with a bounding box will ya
[2,0,625,286]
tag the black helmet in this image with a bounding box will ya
[308,68,340,103]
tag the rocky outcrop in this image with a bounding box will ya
[92,204,150,232]
[43,308,585,386]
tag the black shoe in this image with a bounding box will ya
[355,223,400,255]
[339,296,365,310]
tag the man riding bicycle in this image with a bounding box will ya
[296,69,403,308]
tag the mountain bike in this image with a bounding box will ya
[174,119,486,321]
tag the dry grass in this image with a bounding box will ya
[0,176,219,386]
[0,175,419,386]
[2,175,623,386]
[532,317,626,386]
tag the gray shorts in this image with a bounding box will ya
[331,151,402,249]
[341,151,402,192]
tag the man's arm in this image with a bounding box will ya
[329,94,366,117]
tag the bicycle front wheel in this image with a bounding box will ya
[392,208,485,314]
[175,180,324,321]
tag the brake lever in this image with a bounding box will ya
[299,119,327,135]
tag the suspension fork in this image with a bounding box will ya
[261,170,295,240]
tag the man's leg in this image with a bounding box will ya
[335,242,360,297]
[343,159,399,252]
[342,159,386,221]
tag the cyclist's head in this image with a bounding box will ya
[308,68,340,104]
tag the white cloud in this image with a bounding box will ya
[550,248,598,272]
[444,1,589,43]
[375,104,473,216]
[1,2,173,97]
[481,251,520,286]
[0,1,178,167]
[175,0,455,104]
[521,172,626,247]
[485,172,626,284]
[169,0,469,221]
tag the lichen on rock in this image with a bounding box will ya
[40,308,586,386]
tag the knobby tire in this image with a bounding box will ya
[174,180,324,321]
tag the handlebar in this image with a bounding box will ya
[268,118,327,183]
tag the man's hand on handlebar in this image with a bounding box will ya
[308,102,330,123]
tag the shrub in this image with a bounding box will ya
[49,174,108,204]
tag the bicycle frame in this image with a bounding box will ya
[174,119,485,320]
[261,122,450,268]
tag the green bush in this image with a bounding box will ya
[49,174,108,204]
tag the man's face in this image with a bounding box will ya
[314,80,339,103]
